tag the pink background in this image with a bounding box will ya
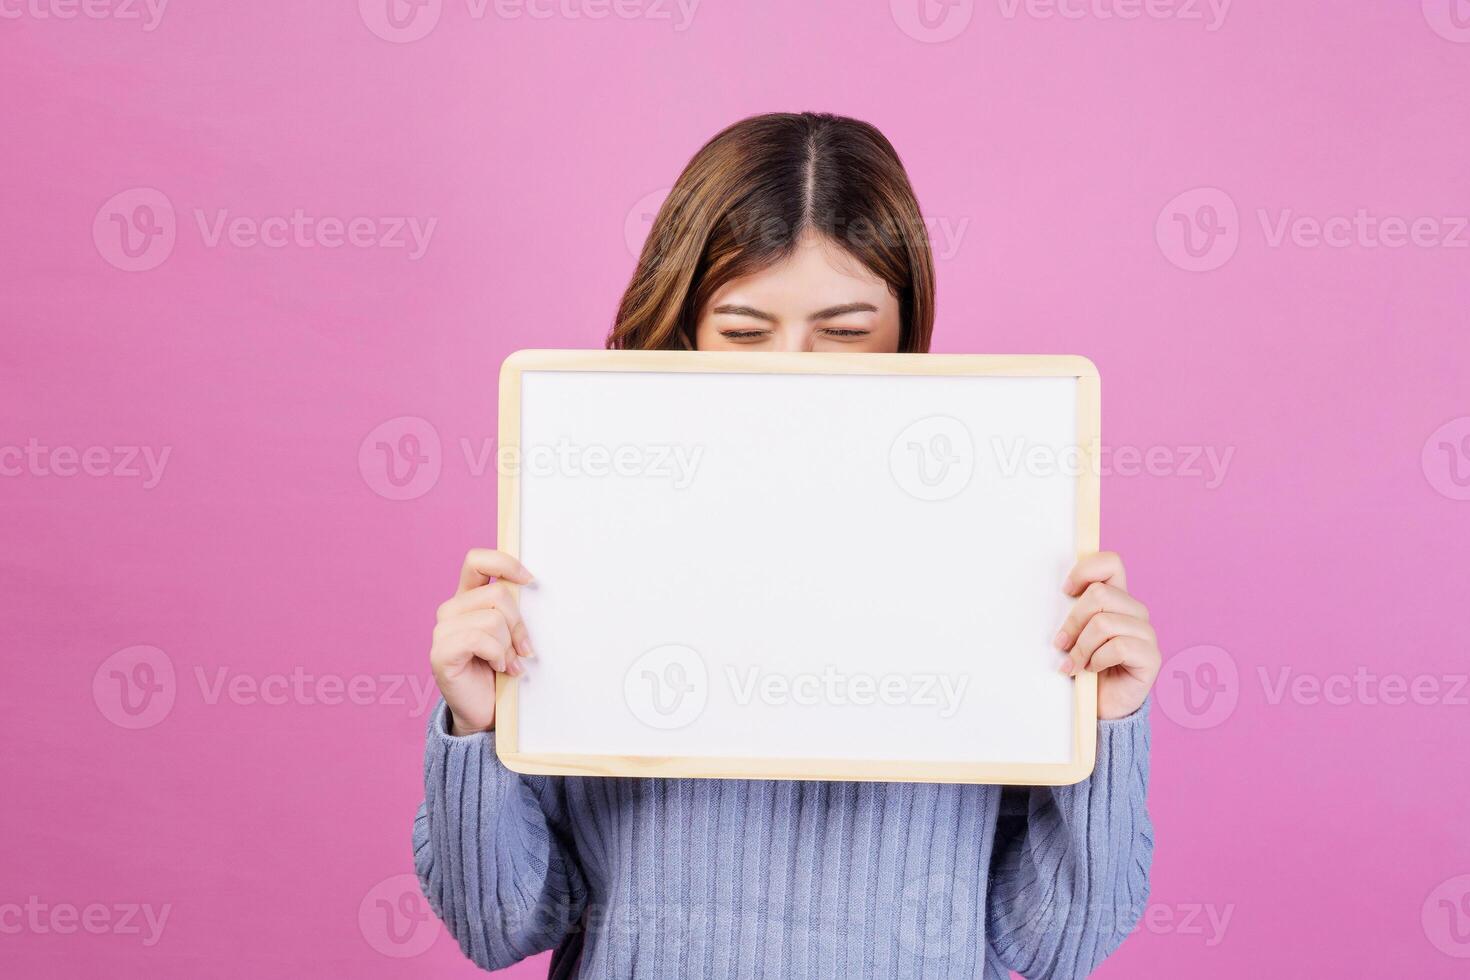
[4,1,1469,976]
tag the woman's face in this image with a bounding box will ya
[694,231,902,353]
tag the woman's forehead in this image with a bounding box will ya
[706,235,893,308]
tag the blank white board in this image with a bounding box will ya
[495,350,1099,785]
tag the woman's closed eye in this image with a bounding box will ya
[716,326,872,343]
[717,328,772,342]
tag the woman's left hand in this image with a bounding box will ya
[1055,551,1160,721]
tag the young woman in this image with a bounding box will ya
[415,112,1159,979]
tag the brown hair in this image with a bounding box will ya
[607,112,936,352]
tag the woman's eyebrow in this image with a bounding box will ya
[711,304,777,322]
[811,302,879,321]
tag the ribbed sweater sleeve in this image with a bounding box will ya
[413,701,587,971]
[986,702,1154,979]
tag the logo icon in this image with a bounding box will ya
[889,415,975,502]
[93,645,177,729]
[359,873,440,957]
[1423,417,1470,501]
[897,872,971,958]
[93,188,176,272]
[1423,0,1470,43]
[624,644,708,729]
[359,416,442,501]
[890,0,974,43]
[359,0,443,43]
[1423,874,1470,958]
[1156,644,1238,730]
[1156,187,1239,272]
[624,187,671,259]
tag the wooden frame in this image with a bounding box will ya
[495,349,1100,785]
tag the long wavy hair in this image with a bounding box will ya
[607,112,936,352]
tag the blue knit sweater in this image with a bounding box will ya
[413,701,1153,979]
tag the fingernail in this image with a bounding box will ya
[1053,630,1069,650]
[1058,661,1074,676]
[505,659,520,676]
[521,637,537,658]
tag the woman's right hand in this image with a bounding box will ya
[430,549,536,736]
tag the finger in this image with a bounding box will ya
[439,583,536,662]
[439,628,514,674]
[1054,582,1148,651]
[457,548,534,594]
[1063,551,1127,597]
[441,609,514,642]
[511,620,535,660]
[486,592,534,659]
[1061,612,1155,676]
[435,604,507,638]
[1080,635,1148,674]
[444,608,534,662]
[439,581,520,623]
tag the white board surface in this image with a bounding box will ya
[497,351,1098,785]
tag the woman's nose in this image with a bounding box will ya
[775,325,817,352]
